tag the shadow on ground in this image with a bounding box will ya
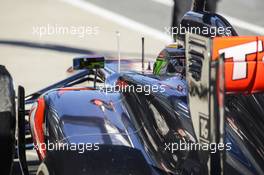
[0,39,157,59]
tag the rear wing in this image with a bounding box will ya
[185,33,264,175]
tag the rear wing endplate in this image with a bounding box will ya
[185,33,225,175]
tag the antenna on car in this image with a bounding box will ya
[147,61,151,71]
[142,37,145,73]
[116,31,121,73]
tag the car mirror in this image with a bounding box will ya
[73,55,105,70]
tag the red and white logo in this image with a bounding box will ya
[219,40,263,80]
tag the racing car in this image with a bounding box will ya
[1,0,264,175]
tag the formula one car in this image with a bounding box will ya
[0,0,264,175]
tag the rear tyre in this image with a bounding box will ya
[0,65,16,175]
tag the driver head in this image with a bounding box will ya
[153,44,185,76]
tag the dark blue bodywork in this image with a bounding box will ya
[38,70,264,175]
